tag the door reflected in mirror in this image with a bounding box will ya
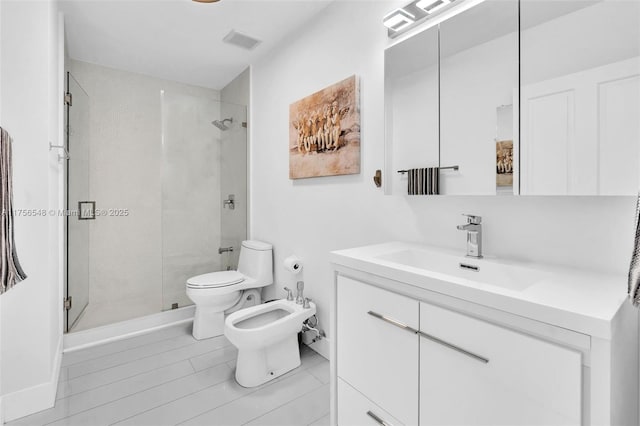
[521,0,640,195]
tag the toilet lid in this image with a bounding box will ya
[186,271,245,289]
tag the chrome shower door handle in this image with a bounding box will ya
[223,194,235,210]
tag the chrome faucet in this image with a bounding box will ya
[296,281,304,305]
[283,287,294,301]
[457,214,483,258]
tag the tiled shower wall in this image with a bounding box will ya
[161,91,222,308]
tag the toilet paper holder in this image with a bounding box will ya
[283,255,303,274]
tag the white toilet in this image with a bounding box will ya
[186,240,273,340]
[224,299,316,387]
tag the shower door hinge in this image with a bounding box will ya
[64,297,72,311]
[64,92,72,106]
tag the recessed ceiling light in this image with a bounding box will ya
[383,9,415,32]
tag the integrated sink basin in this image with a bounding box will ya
[374,247,547,292]
[330,241,631,341]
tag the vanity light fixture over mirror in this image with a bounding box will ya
[383,0,463,37]
[383,9,416,33]
[384,0,640,196]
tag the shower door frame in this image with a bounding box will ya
[64,71,91,333]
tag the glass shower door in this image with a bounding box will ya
[66,72,91,332]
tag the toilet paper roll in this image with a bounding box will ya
[283,255,303,274]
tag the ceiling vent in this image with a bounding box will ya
[222,30,262,50]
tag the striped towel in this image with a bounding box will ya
[628,192,640,306]
[1,127,27,294]
[408,168,439,195]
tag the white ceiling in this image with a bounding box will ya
[60,0,334,90]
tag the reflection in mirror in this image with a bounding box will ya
[496,105,515,195]
[439,0,518,195]
[384,27,439,195]
[521,0,640,195]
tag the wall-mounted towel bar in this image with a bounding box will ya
[397,165,459,174]
[49,142,70,160]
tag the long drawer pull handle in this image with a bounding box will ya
[367,311,488,363]
[417,330,489,364]
[366,410,392,426]
[367,311,418,334]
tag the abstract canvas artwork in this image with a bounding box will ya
[289,75,360,179]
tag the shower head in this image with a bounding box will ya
[212,118,233,131]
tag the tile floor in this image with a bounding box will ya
[10,323,329,426]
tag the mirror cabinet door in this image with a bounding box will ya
[520,0,640,195]
[439,0,519,195]
[385,27,439,195]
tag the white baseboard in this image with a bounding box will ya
[63,306,195,353]
[2,336,63,422]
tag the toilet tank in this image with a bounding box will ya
[237,240,273,287]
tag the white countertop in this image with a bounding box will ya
[330,242,630,339]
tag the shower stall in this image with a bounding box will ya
[64,71,248,332]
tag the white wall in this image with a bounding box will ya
[250,0,638,359]
[67,60,221,329]
[0,0,64,421]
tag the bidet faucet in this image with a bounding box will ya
[457,214,483,258]
[296,281,304,305]
[283,287,294,301]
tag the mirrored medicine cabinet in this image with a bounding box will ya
[384,0,640,196]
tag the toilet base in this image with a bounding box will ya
[192,308,225,340]
[235,334,301,387]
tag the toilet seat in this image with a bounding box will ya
[186,271,245,289]
[225,299,316,350]
[227,300,296,329]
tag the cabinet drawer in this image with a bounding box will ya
[337,276,418,425]
[338,378,405,426]
[419,302,581,425]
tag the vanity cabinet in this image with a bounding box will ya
[419,302,581,425]
[336,276,419,425]
[335,274,582,425]
[338,378,405,426]
[331,254,638,426]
